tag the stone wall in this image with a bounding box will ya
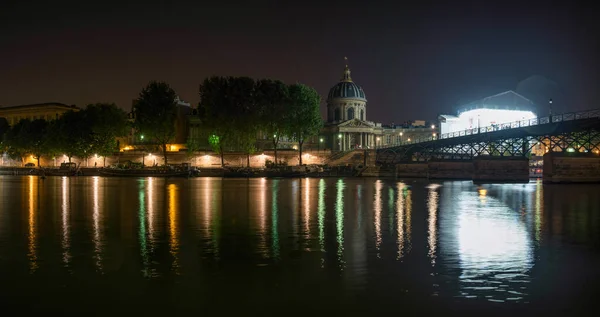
[396,163,428,178]
[543,152,600,183]
[1,150,332,169]
[428,160,474,179]
[473,156,529,183]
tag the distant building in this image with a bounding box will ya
[321,62,437,150]
[0,102,80,126]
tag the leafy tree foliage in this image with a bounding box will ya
[199,76,323,167]
[287,84,322,165]
[52,110,91,163]
[133,81,178,166]
[0,117,9,152]
[84,103,129,166]
[4,118,51,166]
[255,79,289,165]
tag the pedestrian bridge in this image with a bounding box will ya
[377,108,600,164]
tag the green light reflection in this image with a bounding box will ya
[271,180,280,260]
[336,179,345,269]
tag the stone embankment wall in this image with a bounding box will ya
[395,163,428,178]
[1,150,332,169]
[428,160,474,179]
[472,156,529,183]
[543,152,600,183]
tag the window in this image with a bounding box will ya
[347,107,355,120]
[360,109,364,120]
[334,108,341,121]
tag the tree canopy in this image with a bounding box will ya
[133,81,178,166]
[287,83,322,165]
[199,76,322,166]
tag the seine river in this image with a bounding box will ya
[0,176,598,315]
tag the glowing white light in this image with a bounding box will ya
[441,109,536,135]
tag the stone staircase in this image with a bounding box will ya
[326,149,364,166]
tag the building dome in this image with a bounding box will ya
[326,59,368,123]
[327,65,366,101]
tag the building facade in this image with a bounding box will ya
[0,102,80,126]
[321,63,438,151]
[321,63,382,151]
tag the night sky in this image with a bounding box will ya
[1,0,597,123]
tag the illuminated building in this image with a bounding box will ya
[438,91,536,135]
[0,102,80,126]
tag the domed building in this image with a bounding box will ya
[322,60,383,151]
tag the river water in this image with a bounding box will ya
[0,176,598,315]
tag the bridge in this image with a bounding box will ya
[377,108,600,164]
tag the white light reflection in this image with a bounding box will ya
[396,182,405,260]
[61,176,71,267]
[303,178,310,241]
[374,180,382,257]
[147,177,155,247]
[450,189,534,302]
[335,179,345,269]
[534,179,543,244]
[28,176,38,273]
[202,177,220,258]
[318,179,326,267]
[258,178,268,258]
[427,184,440,266]
[92,176,103,272]
[405,187,412,253]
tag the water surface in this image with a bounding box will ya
[0,176,598,315]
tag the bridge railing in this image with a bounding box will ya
[380,108,600,148]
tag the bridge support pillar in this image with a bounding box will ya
[472,156,529,183]
[428,160,473,180]
[543,152,600,183]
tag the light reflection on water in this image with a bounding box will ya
[0,176,599,312]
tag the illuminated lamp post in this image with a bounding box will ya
[338,133,342,151]
[432,133,436,140]
[376,137,380,149]
[319,137,323,153]
[399,132,403,145]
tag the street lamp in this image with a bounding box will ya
[376,137,380,149]
[432,133,436,140]
[431,124,435,129]
[399,132,403,145]
[338,133,342,151]
[319,137,323,153]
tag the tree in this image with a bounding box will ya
[0,117,9,153]
[229,77,259,167]
[256,79,289,166]
[53,110,91,163]
[287,83,323,165]
[4,119,31,165]
[133,81,178,166]
[85,103,129,167]
[3,118,50,166]
[199,76,239,167]
[28,119,50,167]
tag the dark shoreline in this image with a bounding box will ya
[0,166,360,178]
